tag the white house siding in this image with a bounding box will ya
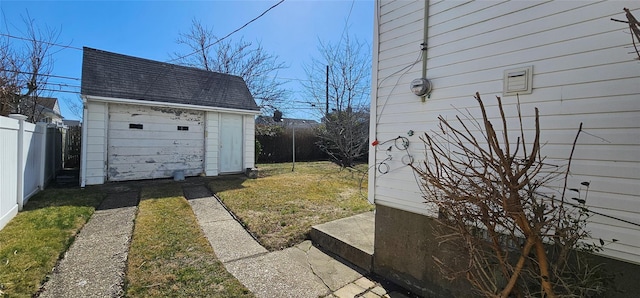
[106,104,205,181]
[205,111,220,176]
[372,0,640,264]
[84,101,107,185]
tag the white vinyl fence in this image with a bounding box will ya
[0,114,60,230]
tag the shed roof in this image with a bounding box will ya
[81,47,259,111]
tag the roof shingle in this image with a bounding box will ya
[81,47,259,111]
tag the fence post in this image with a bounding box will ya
[38,123,48,190]
[9,114,27,210]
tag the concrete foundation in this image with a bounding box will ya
[373,205,640,298]
[373,205,472,297]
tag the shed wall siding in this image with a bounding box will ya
[372,0,640,263]
[205,111,220,176]
[85,101,107,185]
[244,115,255,169]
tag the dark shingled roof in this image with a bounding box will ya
[81,47,259,111]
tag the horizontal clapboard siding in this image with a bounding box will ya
[244,115,255,169]
[85,101,107,185]
[372,0,640,264]
[205,111,220,176]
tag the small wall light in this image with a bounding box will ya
[410,78,432,97]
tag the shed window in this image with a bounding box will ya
[129,123,143,129]
[177,126,189,131]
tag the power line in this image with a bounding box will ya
[45,81,81,88]
[43,83,81,90]
[336,0,356,51]
[38,88,80,94]
[0,69,80,81]
[0,33,83,51]
[167,0,285,63]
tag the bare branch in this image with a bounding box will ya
[171,19,289,112]
[411,93,612,297]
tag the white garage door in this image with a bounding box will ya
[107,104,205,181]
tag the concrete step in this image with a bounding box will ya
[55,169,79,187]
[310,211,375,273]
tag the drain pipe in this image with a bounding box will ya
[421,0,430,102]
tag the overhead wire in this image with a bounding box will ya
[0,69,80,81]
[0,32,83,51]
[167,0,285,63]
[334,0,356,55]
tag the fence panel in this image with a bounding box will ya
[22,122,45,205]
[0,116,19,229]
[44,126,61,183]
[0,115,61,230]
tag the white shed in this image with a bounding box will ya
[369,1,640,296]
[80,47,260,186]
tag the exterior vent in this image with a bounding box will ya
[503,66,533,96]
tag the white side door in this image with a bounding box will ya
[219,114,243,173]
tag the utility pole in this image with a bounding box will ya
[325,64,329,116]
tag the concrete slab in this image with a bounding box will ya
[188,197,237,223]
[184,186,267,262]
[39,192,138,298]
[333,283,366,298]
[286,241,362,292]
[311,211,375,271]
[225,249,330,298]
[77,207,136,238]
[184,185,365,298]
[182,185,213,200]
[313,211,375,254]
[198,219,268,262]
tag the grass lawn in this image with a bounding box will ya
[209,161,374,251]
[125,183,253,298]
[0,188,104,297]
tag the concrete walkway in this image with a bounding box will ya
[184,186,358,297]
[39,191,138,298]
[36,182,412,298]
[184,185,412,298]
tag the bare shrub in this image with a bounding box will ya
[411,93,612,297]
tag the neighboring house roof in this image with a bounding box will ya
[63,119,81,127]
[37,97,59,113]
[17,96,63,122]
[81,47,260,111]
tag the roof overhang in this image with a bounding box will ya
[82,94,261,115]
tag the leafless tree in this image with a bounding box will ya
[411,93,613,297]
[303,35,371,167]
[171,19,288,112]
[0,15,59,122]
[316,107,369,167]
[303,35,370,116]
[0,35,20,116]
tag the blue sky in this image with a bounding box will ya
[1,0,374,120]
